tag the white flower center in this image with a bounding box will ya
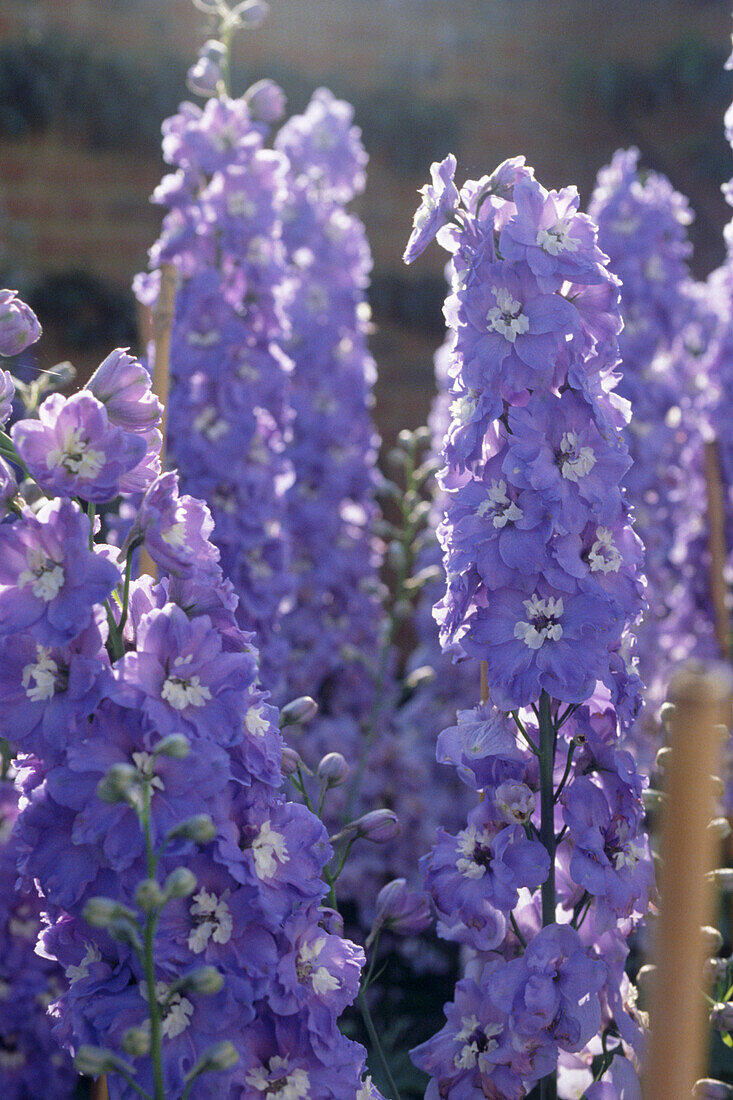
[161,655,212,710]
[487,288,530,343]
[453,1015,502,1069]
[131,751,165,793]
[514,594,564,650]
[245,704,269,738]
[188,888,233,954]
[251,820,289,880]
[536,216,580,256]
[187,329,220,348]
[450,393,477,424]
[296,936,340,995]
[246,1060,311,1099]
[47,426,106,480]
[18,549,65,602]
[588,527,622,574]
[161,991,194,1039]
[477,479,524,528]
[455,824,494,880]
[226,191,256,218]
[193,406,229,442]
[22,646,59,702]
[65,942,102,985]
[559,431,596,482]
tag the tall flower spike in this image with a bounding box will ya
[406,158,653,1099]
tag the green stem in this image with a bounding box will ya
[87,502,96,550]
[538,690,557,1100]
[509,911,527,948]
[117,554,134,636]
[358,987,402,1100]
[140,783,165,1100]
[553,742,575,804]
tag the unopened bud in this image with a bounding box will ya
[181,966,224,995]
[187,1040,239,1078]
[121,1026,151,1057]
[164,867,197,899]
[370,878,431,945]
[701,926,725,957]
[83,897,137,929]
[654,745,672,771]
[317,753,349,788]
[319,907,344,937]
[710,1001,733,1032]
[281,745,305,777]
[694,1080,733,1099]
[154,734,190,759]
[135,879,165,912]
[708,816,731,841]
[708,868,733,891]
[168,815,216,845]
[353,809,401,844]
[244,78,286,122]
[403,665,436,692]
[280,696,318,728]
[636,963,657,995]
[96,763,139,804]
[495,781,535,825]
[75,1046,130,1077]
[704,957,729,985]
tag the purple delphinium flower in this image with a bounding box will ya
[0,369,14,424]
[85,348,163,434]
[123,471,220,581]
[0,289,41,357]
[12,392,147,503]
[0,499,120,645]
[405,156,652,1097]
[403,154,459,263]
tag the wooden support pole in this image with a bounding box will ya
[704,439,731,660]
[138,263,177,581]
[643,662,733,1100]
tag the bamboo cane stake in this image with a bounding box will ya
[643,662,733,1100]
[92,267,177,1100]
[138,263,177,581]
[704,439,731,660]
[480,659,489,706]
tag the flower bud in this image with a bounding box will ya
[83,897,137,929]
[353,809,401,844]
[180,966,224,995]
[710,1001,733,1032]
[708,816,731,841]
[654,745,672,771]
[75,1046,131,1077]
[635,963,656,996]
[0,290,41,357]
[708,868,733,891]
[317,753,349,788]
[164,867,197,899]
[187,1041,239,1078]
[703,957,728,985]
[154,734,190,759]
[281,745,303,777]
[694,1080,733,1100]
[279,696,318,727]
[187,55,222,98]
[135,879,166,912]
[228,0,269,28]
[167,814,216,844]
[244,78,286,123]
[96,763,139,804]
[0,369,15,425]
[121,1027,151,1057]
[319,907,344,937]
[403,665,436,692]
[369,878,431,945]
[701,926,725,957]
[495,781,535,825]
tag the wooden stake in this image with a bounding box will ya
[480,660,489,706]
[704,439,731,660]
[139,263,178,581]
[91,1076,110,1100]
[643,662,733,1100]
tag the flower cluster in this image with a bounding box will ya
[589,149,718,765]
[0,315,377,1099]
[136,86,295,688]
[404,157,654,1097]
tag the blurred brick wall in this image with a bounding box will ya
[0,0,731,439]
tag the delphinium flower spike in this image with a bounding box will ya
[404,157,654,1098]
